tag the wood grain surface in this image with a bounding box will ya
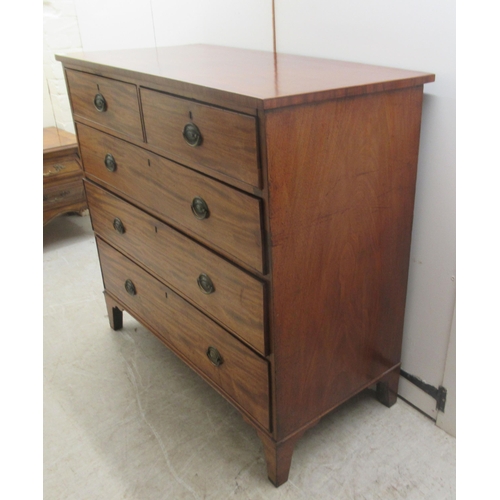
[265,87,424,437]
[86,181,266,354]
[43,127,78,157]
[43,127,87,226]
[43,178,86,225]
[66,69,143,141]
[56,45,435,486]
[57,45,434,110]
[78,123,265,273]
[141,88,260,188]
[43,156,81,180]
[97,238,270,429]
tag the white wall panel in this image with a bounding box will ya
[275,0,456,419]
[74,0,155,50]
[148,2,204,47]
[274,0,454,87]
[196,0,273,51]
[151,0,273,51]
[43,0,83,133]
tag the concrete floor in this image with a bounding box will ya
[43,214,456,500]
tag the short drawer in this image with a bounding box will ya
[43,178,85,210]
[66,69,143,141]
[43,158,81,181]
[97,238,270,430]
[141,88,260,188]
[78,123,264,273]
[86,182,266,354]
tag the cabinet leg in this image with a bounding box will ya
[376,366,400,408]
[104,292,123,331]
[256,431,302,487]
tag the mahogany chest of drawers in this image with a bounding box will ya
[56,45,434,486]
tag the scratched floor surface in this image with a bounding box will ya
[44,214,456,500]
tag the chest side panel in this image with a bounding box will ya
[266,87,424,438]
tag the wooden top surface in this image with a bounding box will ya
[43,127,77,155]
[56,45,435,109]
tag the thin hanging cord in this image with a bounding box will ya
[150,0,158,48]
[272,0,277,54]
[272,0,278,95]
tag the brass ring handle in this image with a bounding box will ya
[191,196,209,220]
[124,279,136,296]
[104,153,117,172]
[94,93,107,112]
[207,346,223,367]
[113,218,125,234]
[197,273,215,294]
[183,123,202,147]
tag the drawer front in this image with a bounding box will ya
[97,238,270,429]
[86,182,266,354]
[67,69,143,141]
[141,88,260,188]
[43,178,85,209]
[78,123,264,273]
[43,158,81,181]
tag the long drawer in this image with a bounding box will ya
[141,88,260,188]
[78,123,264,273]
[86,181,266,354]
[97,238,270,430]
